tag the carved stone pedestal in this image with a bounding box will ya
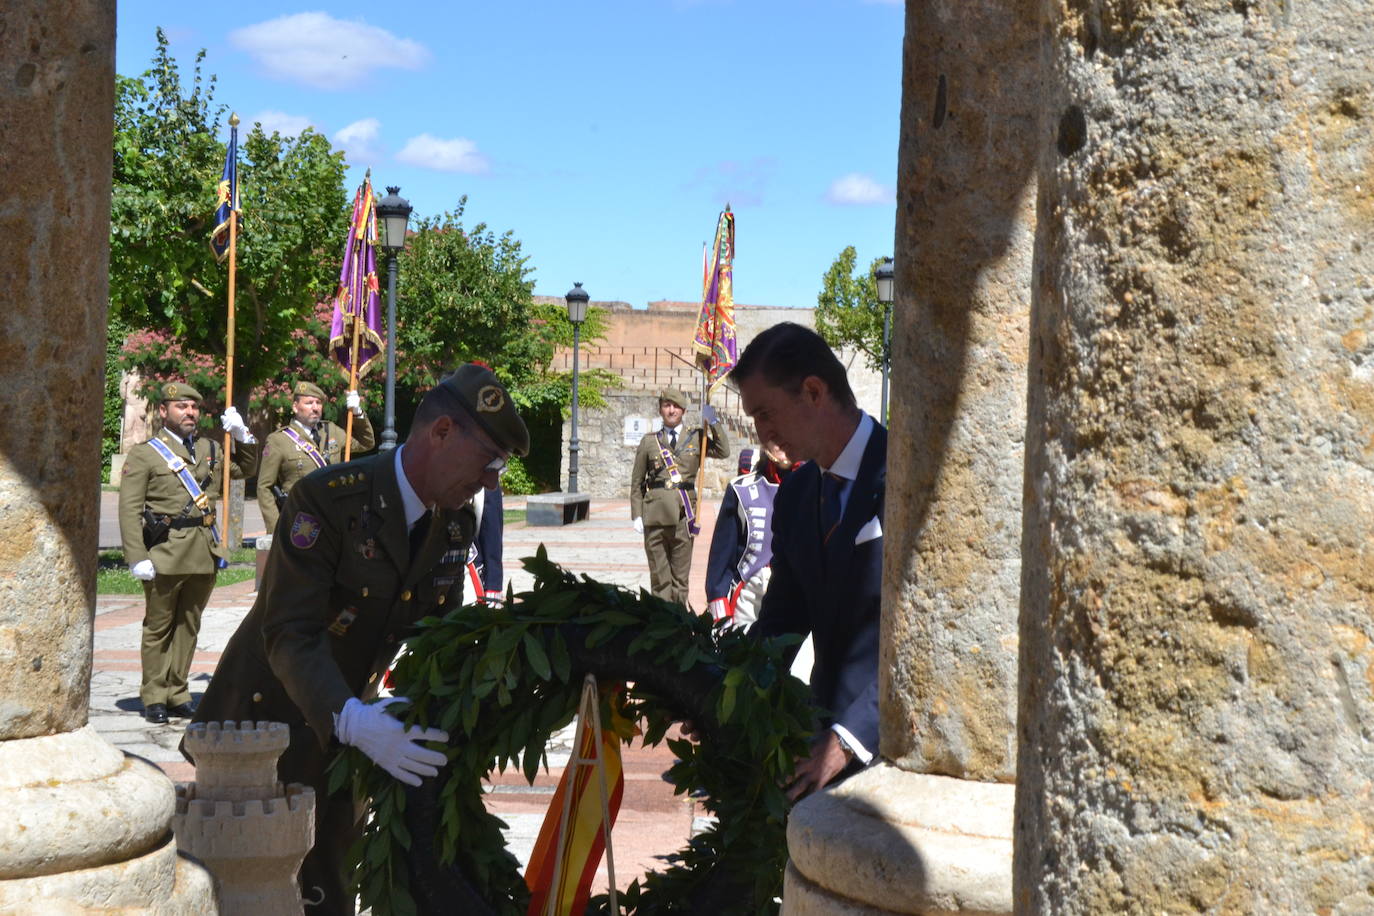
[175,722,315,916]
[783,765,1011,916]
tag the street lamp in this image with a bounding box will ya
[565,282,590,493]
[875,257,895,425]
[376,186,412,451]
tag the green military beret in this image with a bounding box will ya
[440,363,530,457]
[659,387,689,410]
[292,381,327,401]
[159,381,203,403]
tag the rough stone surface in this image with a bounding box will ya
[881,0,1037,783]
[785,765,1013,916]
[0,729,175,878]
[1017,0,1374,910]
[0,833,217,913]
[0,5,214,910]
[0,0,116,740]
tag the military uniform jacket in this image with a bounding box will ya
[118,429,259,575]
[257,415,376,534]
[195,450,476,751]
[629,421,730,527]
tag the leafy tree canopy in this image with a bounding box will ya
[814,245,888,373]
[111,29,347,396]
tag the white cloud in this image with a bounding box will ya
[395,134,489,174]
[248,110,316,138]
[825,173,895,206]
[334,118,384,166]
[229,12,429,90]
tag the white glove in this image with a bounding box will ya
[130,559,157,581]
[346,390,364,418]
[220,407,256,444]
[633,517,644,535]
[707,598,729,621]
[333,696,449,787]
[483,590,505,606]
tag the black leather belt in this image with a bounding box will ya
[646,481,694,492]
[169,514,215,529]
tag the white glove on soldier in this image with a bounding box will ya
[346,390,364,418]
[333,696,448,787]
[707,598,729,621]
[130,559,157,581]
[633,517,644,535]
[220,407,256,444]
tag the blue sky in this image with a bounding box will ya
[116,1,903,310]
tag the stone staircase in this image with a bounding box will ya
[550,345,755,443]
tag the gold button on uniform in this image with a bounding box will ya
[361,587,369,597]
[401,589,412,601]
[252,692,263,703]
[368,672,378,684]
[437,594,446,605]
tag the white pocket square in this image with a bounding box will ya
[855,516,883,545]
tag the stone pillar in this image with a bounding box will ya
[0,3,213,910]
[1018,1,1374,911]
[783,0,1039,912]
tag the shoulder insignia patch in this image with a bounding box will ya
[290,512,322,549]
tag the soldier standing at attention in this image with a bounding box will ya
[257,381,374,535]
[117,381,259,724]
[629,387,729,608]
[189,364,529,916]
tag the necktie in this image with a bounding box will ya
[821,472,844,544]
[668,428,677,450]
[408,510,432,559]
[184,437,196,462]
[311,427,321,447]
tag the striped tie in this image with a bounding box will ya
[821,472,844,544]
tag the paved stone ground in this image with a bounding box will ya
[93,492,721,899]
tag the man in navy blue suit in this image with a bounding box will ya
[731,322,885,800]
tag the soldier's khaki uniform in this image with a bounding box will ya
[192,451,476,914]
[118,428,258,709]
[629,420,729,607]
[257,414,375,533]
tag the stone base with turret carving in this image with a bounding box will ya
[175,721,315,916]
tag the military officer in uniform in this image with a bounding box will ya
[117,381,258,724]
[257,381,374,534]
[629,387,729,607]
[189,363,529,916]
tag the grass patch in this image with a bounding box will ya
[503,509,524,526]
[97,549,257,594]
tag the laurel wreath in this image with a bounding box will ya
[333,546,814,915]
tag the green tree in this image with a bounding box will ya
[111,29,347,402]
[391,200,616,490]
[815,246,888,372]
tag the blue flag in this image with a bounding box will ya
[210,121,238,262]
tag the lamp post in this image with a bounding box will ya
[376,186,412,451]
[875,256,895,425]
[565,282,590,493]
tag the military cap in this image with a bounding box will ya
[159,381,203,403]
[658,387,689,410]
[440,363,530,457]
[292,381,327,401]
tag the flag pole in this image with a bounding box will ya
[222,112,240,519]
[342,173,370,462]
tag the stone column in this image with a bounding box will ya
[783,0,1040,912]
[0,3,213,909]
[1018,1,1374,911]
